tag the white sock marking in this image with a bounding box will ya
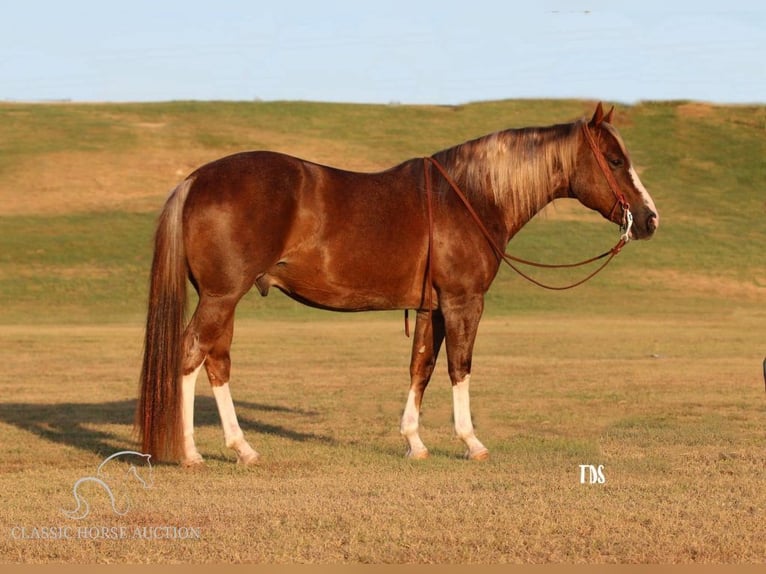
[401,389,428,457]
[181,363,204,464]
[452,375,474,439]
[211,383,259,463]
[452,375,488,459]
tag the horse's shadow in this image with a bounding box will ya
[0,396,334,459]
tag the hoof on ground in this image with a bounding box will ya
[406,448,430,460]
[181,456,205,469]
[465,448,489,461]
[236,451,260,466]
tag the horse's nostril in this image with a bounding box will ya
[647,212,659,233]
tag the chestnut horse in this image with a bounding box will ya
[136,103,658,465]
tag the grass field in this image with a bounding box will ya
[0,99,764,564]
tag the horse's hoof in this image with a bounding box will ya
[236,451,260,465]
[465,448,489,461]
[181,456,205,469]
[406,448,429,460]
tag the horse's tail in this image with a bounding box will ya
[135,179,193,462]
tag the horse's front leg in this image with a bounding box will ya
[442,295,489,460]
[400,310,445,459]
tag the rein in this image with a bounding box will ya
[404,122,632,336]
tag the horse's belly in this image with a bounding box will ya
[255,255,421,312]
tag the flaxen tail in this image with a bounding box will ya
[135,179,193,462]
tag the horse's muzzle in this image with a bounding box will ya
[629,210,658,240]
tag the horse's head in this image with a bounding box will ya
[97,451,154,489]
[128,453,154,489]
[570,103,658,240]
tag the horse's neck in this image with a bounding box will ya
[501,193,560,241]
[436,124,577,242]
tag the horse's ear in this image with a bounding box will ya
[604,105,615,124]
[590,102,605,127]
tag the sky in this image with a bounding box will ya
[1,0,763,105]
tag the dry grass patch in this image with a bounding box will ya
[0,314,764,563]
[0,149,204,215]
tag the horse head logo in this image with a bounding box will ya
[61,451,153,520]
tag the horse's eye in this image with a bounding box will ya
[609,157,624,168]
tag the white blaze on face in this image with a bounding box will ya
[629,165,658,217]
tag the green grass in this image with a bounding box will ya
[0,213,154,323]
[0,99,764,323]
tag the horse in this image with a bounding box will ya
[136,102,658,465]
[62,451,153,519]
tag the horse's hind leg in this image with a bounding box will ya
[182,293,259,465]
[181,362,205,466]
[400,310,445,459]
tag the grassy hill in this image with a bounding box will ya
[0,99,763,323]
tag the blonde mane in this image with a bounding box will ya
[434,120,582,221]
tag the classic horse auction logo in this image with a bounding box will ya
[61,451,153,520]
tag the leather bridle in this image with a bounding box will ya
[580,121,633,234]
[404,123,633,336]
